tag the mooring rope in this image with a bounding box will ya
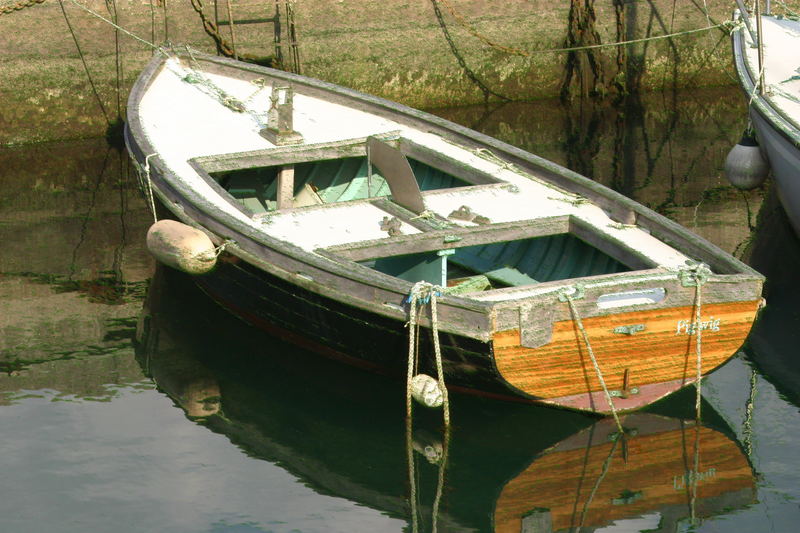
[562,288,623,433]
[429,0,510,102]
[679,261,711,420]
[405,281,450,425]
[430,423,449,533]
[405,416,420,533]
[58,0,110,124]
[678,260,710,526]
[577,431,621,530]
[141,153,159,223]
[225,0,239,60]
[748,60,767,105]
[65,0,162,51]
[405,281,451,533]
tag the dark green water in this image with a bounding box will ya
[1,88,799,532]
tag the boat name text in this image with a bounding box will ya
[675,317,720,335]
[674,468,716,490]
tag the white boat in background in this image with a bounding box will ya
[125,48,763,415]
[731,5,800,233]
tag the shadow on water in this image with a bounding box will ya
[741,187,800,407]
[137,266,757,532]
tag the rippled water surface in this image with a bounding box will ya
[2,89,799,532]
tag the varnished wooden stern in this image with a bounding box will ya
[490,274,762,413]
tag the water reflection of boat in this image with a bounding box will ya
[137,268,756,532]
[126,50,764,414]
[743,189,800,405]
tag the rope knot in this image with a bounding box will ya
[405,281,443,306]
[558,283,585,302]
[678,261,711,287]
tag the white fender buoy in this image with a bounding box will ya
[410,374,444,408]
[725,132,769,190]
[146,220,218,274]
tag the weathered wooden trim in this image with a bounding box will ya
[323,215,571,261]
[276,166,294,210]
[192,137,370,173]
[399,137,499,185]
[569,217,657,271]
[186,159,253,217]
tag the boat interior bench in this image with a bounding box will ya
[321,215,652,292]
[191,135,655,293]
[192,133,493,216]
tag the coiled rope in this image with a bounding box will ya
[561,287,623,433]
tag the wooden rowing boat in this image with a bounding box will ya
[125,48,763,414]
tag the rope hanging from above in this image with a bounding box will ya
[405,280,450,533]
[405,281,450,426]
[679,261,711,415]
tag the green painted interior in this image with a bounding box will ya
[362,234,631,290]
[451,234,630,286]
[368,251,448,286]
[214,156,469,213]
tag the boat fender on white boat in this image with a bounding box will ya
[146,220,218,274]
[725,131,769,190]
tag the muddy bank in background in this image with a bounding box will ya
[3,0,794,145]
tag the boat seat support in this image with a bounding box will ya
[276,165,295,210]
